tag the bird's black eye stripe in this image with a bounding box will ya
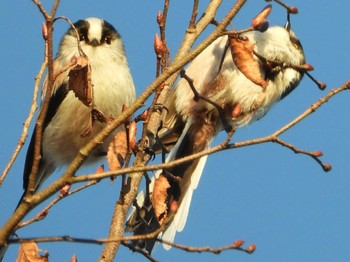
[290,36,303,50]
[102,35,112,45]
[101,20,120,45]
[78,28,88,43]
[70,19,89,42]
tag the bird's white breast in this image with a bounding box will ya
[42,38,135,166]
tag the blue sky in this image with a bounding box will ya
[0,1,349,261]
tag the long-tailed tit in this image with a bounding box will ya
[22,17,136,195]
[126,25,305,252]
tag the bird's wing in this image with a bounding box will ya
[22,60,70,192]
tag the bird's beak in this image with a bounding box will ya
[89,38,100,46]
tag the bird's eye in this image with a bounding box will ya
[290,37,302,50]
[293,42,300,50]
[104,36,111,45]
[79,34,85,41]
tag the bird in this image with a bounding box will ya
[126,25,306,253]
[22,17,136,197]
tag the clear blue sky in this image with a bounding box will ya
[0,1,349,261]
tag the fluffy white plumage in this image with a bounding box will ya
[23,17,135,193]
[127,26,305,253]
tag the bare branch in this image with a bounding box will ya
[157,238,256,255]
[0,61,47,186]
[71,80,350,184]
[189,0,200,30]
[17,180,98,229]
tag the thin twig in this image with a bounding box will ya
[271,137,331,172]
[53,16,86,57]
[26,4,57,194]
[269,0,298,14]
[8,235,254,255]
[98,3,252,259]
[72,80,350,183]
[31,0,49,19]
[189,0,200,30]
[0,61,47,186]
[121,242,159,262]
[17,180,98,229]
[157,238,255,254]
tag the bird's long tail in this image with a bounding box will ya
[126,118,216,253]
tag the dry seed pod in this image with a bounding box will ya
[229,36,268,88]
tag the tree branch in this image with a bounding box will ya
[98,1,248,261]
[71,80,350,184]
[0,60,46,186]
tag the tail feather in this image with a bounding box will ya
[126,119,216,253]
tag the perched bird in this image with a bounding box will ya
[22,17,135,195]
[126,25,305,252]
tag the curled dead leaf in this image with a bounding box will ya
[16,242,48,262]
[229,36,268,89]
[152,173,171,225]
[68,55,93,107]
[107,130,128,171]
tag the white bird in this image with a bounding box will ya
[22,17,135,195]
[126,25,305,253]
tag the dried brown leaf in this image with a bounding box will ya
[229,36,268,88]
[107,130,128,171]
[16,242,48,262]
[152,173,171,225]
[68,55,93,107]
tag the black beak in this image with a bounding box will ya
[89,39,100,46]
